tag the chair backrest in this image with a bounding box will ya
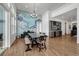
[39,36,45,42]
[25,33,32,41]
[72,25,77,30]
[0,34,3,41]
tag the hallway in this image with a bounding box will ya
[3,35,79,56]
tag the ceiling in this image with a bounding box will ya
[15,3,65,17]
[54,8,77,21]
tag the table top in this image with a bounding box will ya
[28,33,45,39]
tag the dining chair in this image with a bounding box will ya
[37,36,47,52]
[0,34,3,41]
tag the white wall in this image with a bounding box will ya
[36,21,42,33]
[66,21,71,34]
[50,4,79,44]
[41,11,49,36]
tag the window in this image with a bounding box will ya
[0,5,5,47]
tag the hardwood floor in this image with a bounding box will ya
[3,35,79,56]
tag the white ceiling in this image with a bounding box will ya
[15,3,65,17]
[54,8,77,21]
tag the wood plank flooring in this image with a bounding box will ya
[3,35,79,56]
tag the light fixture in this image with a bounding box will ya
[30,4,38,18]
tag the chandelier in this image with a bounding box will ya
[30,4,38,18]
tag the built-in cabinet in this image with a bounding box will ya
[49,21,62,38]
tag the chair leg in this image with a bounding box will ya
[37,43,39,47]
[38,44,42,52]
[31,41,34,47]
[25,44,32,52]
[39,47,41,52]
[44,45,47,50]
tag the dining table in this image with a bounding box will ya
[28,33,46,47]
